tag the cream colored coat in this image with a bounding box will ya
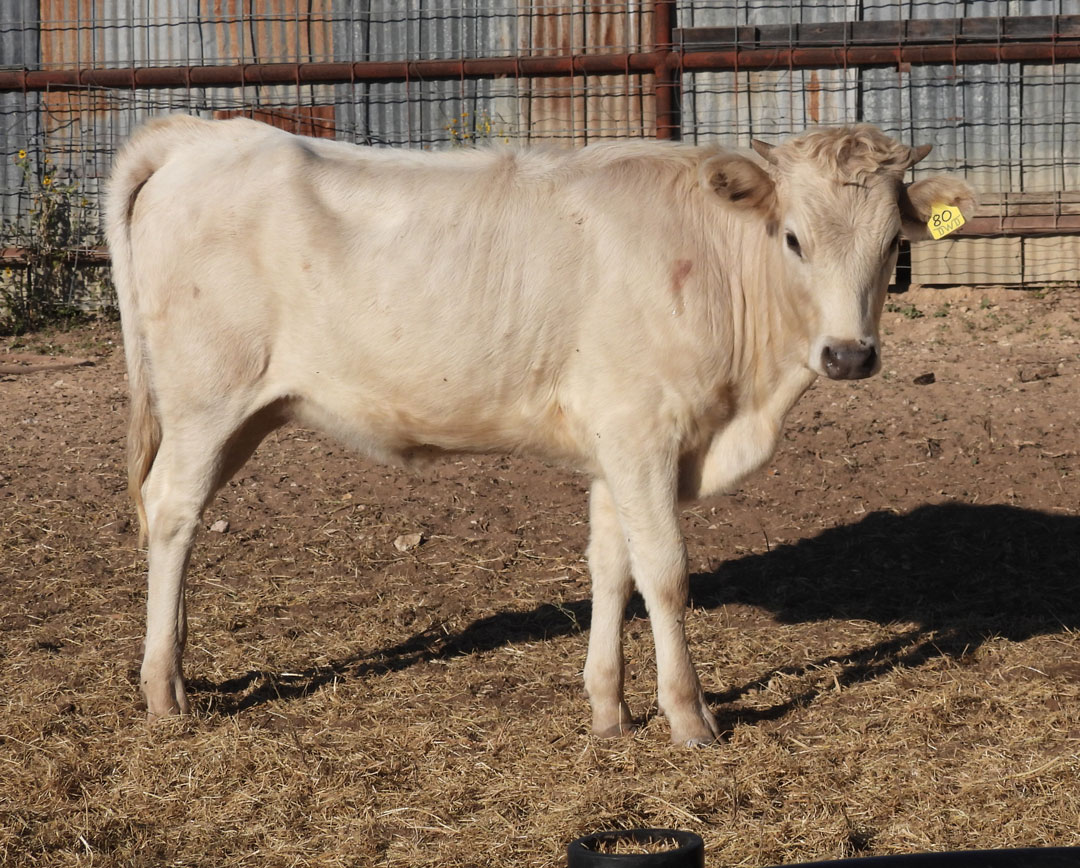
[107,116,974,744]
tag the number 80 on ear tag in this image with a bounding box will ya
[927,202,965,240]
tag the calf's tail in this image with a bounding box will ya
[105,115,209,545]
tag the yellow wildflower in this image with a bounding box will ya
[42,176,51,186]
[16,149,26,160]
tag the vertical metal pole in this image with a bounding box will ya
[653,0,679,140]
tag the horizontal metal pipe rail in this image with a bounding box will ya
[0,40,1077,92]
[676,13,1080,50]
[5,214,1079,269]
[0,13,1077,92]
[0,247,111,266]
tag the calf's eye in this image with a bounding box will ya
[785,231,803,258]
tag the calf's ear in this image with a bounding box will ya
[700,153,776,217]
[900,175,978,241]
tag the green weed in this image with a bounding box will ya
[885,302,924,320]
[0,148,113,334]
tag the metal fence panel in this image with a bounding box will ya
[0,2,1078,287]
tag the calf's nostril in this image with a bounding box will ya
[861,344,878,373]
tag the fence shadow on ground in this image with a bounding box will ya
[192,502,1080,720]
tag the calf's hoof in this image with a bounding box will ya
[667,701,720,747]
[591,702,635,739]
[593,720,637,739]
[142,673,190,720]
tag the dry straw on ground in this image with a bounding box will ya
[1,286,1079,867]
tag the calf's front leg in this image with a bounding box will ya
[598,448,719,746]
[583,479,635,737]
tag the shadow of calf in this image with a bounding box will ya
[691,501,1080,729]
[194,502,1079,718]
[692,501,1079,640]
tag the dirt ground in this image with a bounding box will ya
[1,285,1078,867]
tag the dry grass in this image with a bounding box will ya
[1,289,1079,867]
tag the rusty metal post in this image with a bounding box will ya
[653,0,680,141]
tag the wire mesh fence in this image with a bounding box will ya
[1,1,1079,295]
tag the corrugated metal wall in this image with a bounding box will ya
[1,2,1078,287]
[31,0,337,206]
[332,2,653,146]
[509,4,654,143]
[0,0,41,222]
[332,0,517,147]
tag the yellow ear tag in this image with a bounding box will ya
[927,202,966,239]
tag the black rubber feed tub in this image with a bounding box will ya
[567,829,705,868]
[763,850,1080,867]
[566,835,1080,868]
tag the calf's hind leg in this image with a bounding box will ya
[140,406,282,718]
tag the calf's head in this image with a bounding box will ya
[702,125,976,380]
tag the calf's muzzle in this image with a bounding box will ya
[821,341,877,380]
